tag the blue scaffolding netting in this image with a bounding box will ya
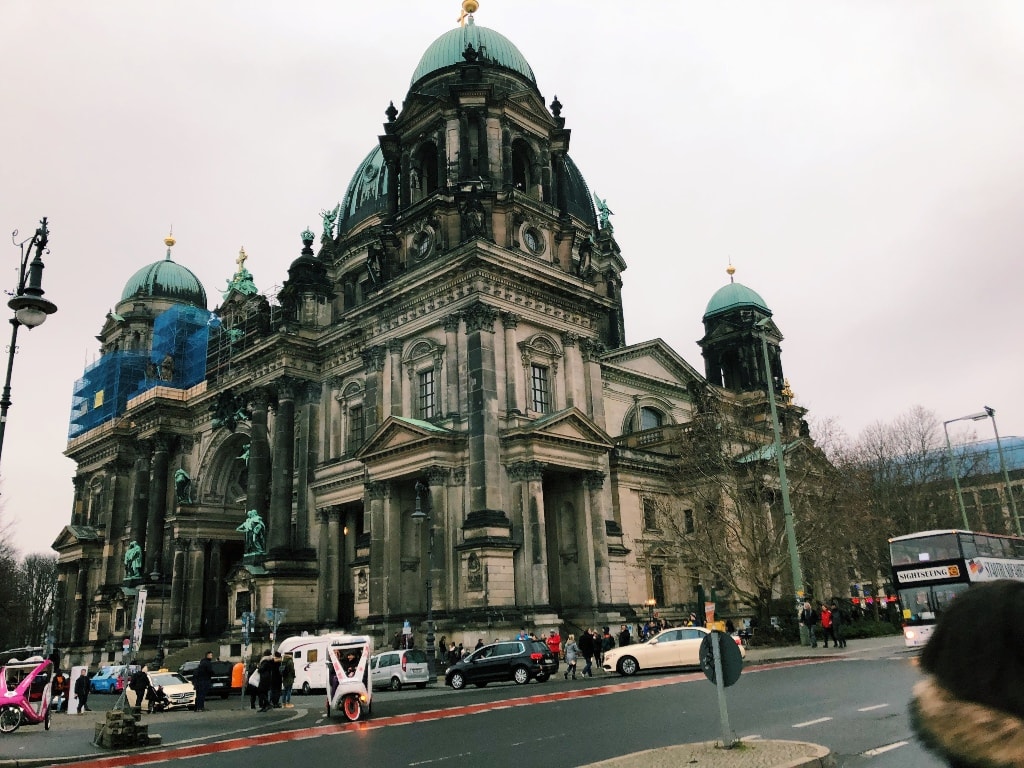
[68,305,210,438]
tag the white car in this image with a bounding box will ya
[147,672,196,710]
[369,649,429,690]
[603,626,746,676]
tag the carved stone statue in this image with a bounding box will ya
[321,203,341,242]
[592,192,614,231]
[237,509,266,555]
[124,541,142,580]
[174,468,191,504]
[459,192,487,239]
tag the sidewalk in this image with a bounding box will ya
[0,636,905,768]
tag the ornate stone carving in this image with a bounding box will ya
[583,470,606,490]
[506,461,545,482]
[500,312,519,330]
[444,314,462,334]
[426,466,449,486]
[361,345,387,373]
[365,480,389,500]
[462,302,498,333]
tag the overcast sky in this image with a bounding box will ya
[3,1,1022,555]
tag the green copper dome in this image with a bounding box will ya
[411,18,536,86]
[121,250,207,309]
[704,281,770,319]
[338,146,390,236]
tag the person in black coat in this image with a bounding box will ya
[268,653,283,708]
[257,650,274,712]
[193,651,214,712]
[578,628,595,678]
[73,669,91,714]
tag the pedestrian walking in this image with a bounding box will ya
[280,652,295,708]
[600,627,614,666]
[617,624,631,647]
[910,580,1024,767]
[129,665,150,714]
[578,628,595,677]
[819,603,834,648]
[74,669,91,714]
[830,601,846,648]
[563,634,580,680]
[800,601,819,647]
[269,652,283,708]
[257,650,273,712]
[193,651,214,711]
[245,661,259,709]
[546,629,562,659]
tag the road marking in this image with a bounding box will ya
[863,741,908,756]
[858,704,888,712]
[793,717,832,728]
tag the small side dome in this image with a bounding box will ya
[562,155,597,229]
[411,18,536,86]
[703,281,770,319]
[120,240,207,309]
[337,146,390,237]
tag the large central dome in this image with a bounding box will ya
[410,17,536,86]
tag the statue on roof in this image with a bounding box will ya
[593,193,614,231]
[321,203,341,242]
[237,509,266,555]
[124,541,142,580]
[174,468,192,504]
[222,247,258,299]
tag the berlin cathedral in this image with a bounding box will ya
[52,1,807,666]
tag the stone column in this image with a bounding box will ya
[388,339,403,417]
[72,560,90,643]
[246,388,271,525]
[269,378,297,556]
[463,302,501,511]
[444,314,461,418]
[129,444,151,547]
[361,346,386,439]
[580,338,608,429]
[426,467,449,612]
[203,541,223,635]
[366,481,388,618]
[183,539,207,637]
[316,509,331,623]
[524,462,550,605]
[145,435,171,579]
[561,332,582,409]
[169,539,188,635]
[70,476,85,527]
[501,312,521,414]
[585,471,612,606]
[294,381,321,550]
[326,506,342,626]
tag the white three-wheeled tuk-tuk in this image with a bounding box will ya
[324,634,373,722]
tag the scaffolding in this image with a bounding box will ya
[67,305,211,439]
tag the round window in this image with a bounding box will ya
[523,227,544,254]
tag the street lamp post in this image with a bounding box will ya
[984,407,1021,537]
[753,319,805,631]
[410,480,437,682]
[943,411,988,530]
[644,598,656,622]
[0,218,58,468]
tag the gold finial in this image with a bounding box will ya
[237,246,248,272]
[165,228,176,260]
[726,261,735,283]
[781,378,794,403]
[458,0,478,26]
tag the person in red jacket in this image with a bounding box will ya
[820,603,834,648]
[546,629,562,659]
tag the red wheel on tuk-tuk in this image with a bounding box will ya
[341,694,361,722]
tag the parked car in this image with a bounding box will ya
[178,660,234,698]
[445,640,557,690]
[602,626,746,676]
[148,671,196,710]
[370,648,429,691]
[90,665,127,694]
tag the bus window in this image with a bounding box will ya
[960,535,978,559]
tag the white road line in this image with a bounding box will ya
[863,741,908,756]
[792,717,832,728]
[858,704,888,712]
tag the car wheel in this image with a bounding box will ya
[512,665,530,685]
[449,671,466,690]
[389,676,402,691]
[415,683,426,689]
[302,682,311,695]
[618,656,639,676]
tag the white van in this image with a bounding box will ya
[278,635,335,694]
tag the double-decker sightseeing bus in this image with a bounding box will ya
[890,529,1024,647]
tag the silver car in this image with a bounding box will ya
[369,649,429,691]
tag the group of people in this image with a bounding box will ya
[799,600,848,649]
[246,649,296,712]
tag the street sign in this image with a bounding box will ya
[699,631,743,687]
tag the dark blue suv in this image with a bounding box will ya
[445,640,558,690]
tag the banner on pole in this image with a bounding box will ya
[131,587,148,651]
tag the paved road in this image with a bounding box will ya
[0,635,940,768]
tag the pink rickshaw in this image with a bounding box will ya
[0,656,54,733]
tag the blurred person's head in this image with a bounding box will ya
[911,580,1024,767]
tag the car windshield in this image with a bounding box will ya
[405,650,427,663]
[150,673,188,687]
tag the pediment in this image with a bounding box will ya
[504,408,613,450]
[52,525,103,551]
[354,416,459,461]
[601,339,705,388]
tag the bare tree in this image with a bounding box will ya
[19,554,58,648]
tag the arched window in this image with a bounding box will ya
[411,142,439,202]
[511,138,534,196]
